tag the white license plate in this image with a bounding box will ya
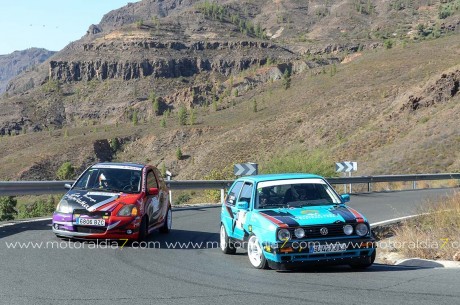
[76,218,105,226]
[310,243,347,253]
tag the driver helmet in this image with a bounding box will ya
[99,172,111,188]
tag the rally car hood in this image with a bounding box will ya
[255,205,366,227]
[60,189,135,212]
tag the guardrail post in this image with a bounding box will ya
[368,182,372,193]
[220,189,225,204]
[412,181,416,190]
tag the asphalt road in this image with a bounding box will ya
[0,188,459,305]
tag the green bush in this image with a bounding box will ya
[260,149,338,178]
[56,162,75,180]
[176,193,192,205]
[0,196,17,221]
[18,196,57,219]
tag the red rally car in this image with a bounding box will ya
[52,162,171,240]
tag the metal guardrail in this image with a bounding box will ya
[0,173,459,196]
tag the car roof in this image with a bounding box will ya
[236,173,324,183]
[93,162,145,169]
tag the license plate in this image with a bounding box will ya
[310,243,347,253]
[75,218,105,226]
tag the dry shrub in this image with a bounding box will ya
[392,192,460,260]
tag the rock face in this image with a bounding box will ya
[401,69,460,112]
[49,41,284,82]
[0,48,55,93]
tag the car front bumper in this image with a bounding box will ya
[262,237,376,268]
[52,212,141,240]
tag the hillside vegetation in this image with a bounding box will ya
[0,0,459,180]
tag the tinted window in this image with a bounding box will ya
[255,181,339,209]
[238,183,253,203]
[73,167,142,193]
[226,181,243,206]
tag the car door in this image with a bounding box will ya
[153,167,168,222]
[145,170,161,227]
[232,182,253,240]
[222,181,244,239]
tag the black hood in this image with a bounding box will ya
[62,189,119,212]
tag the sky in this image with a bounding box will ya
[0,0,141,55]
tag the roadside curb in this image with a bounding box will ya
[394,258,460,268]
[371,217,460,269]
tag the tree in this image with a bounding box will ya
[152,99,160,116]
[178,106,187,125]
[110,138,120,152]
[56,162,75,180]
[0,196,17,221]
[282,69,291,90]
[252,99,258,112]
[149,91,160,115]
[132,110,139,125]
[189,108,196,125]
[176,147,183,160]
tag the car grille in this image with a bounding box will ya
[289,224,348,239]
[74,226,106,234]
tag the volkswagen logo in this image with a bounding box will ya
[320,227,328,235]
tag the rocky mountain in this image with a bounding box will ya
[0,48,55,94]
[0,0,459,180]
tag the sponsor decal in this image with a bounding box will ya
[64,191,118,211]
[301,210,319,215]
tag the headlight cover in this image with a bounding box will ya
[56,199,73,214]
[355,223,369,236]
[294,228,305,239]
[277,228,291,241]
[117,204,138,217]
[343,224,354,235]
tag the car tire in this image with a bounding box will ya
[220,224,236,254]
[247,234,268,269]
[138,216,149,242]
[159,207,172,234]
[350,249,376,270]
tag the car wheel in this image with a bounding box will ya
[160,207,172,234]
[247,234,268,269]
[220,224,236,254]
[350,249,376,270]
[138,216,148,242]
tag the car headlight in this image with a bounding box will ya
[343,224,353,235]
[294,228,305,239]
[56,199,73,214]
[355,223,369,236]
[117,204,138,217]
[277,228,291,241]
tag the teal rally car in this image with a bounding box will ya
[220,174,376,270]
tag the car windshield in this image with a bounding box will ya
[255,179,341,209]
[72,167,142,194]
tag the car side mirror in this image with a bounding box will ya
[149,187,159,196]
[340,194,350,203]
[236,200,249,210]
[64,183,72,190]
